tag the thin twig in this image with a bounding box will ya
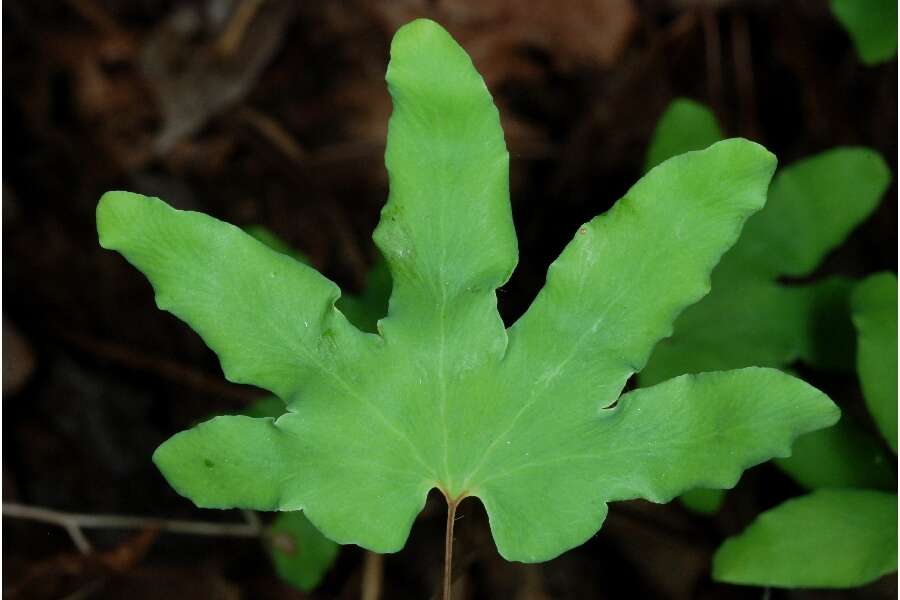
[237,107,309,164]
[216,0,265,56]
[65,521,94,554]
[3,503,262,545]
[361,551,384,600]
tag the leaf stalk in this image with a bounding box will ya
[443,497,460,600]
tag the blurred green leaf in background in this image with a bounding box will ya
[640,98,892,515]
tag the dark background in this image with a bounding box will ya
[3,0,897,598]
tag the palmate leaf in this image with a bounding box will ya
[97,20,838,563]
[713,489,898,588]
